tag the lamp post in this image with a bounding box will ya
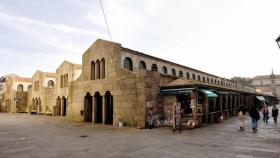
[276,35,280,48]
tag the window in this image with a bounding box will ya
[101,58,105,78]
[17,84,23,92]
[139,61,146,70]
[60,75,63,88]
[171,69,176,76]
[179,71,183,77]
[34,81,39,91]
[214,80,217,84]
[65,74,68,87]
[207,78,209,83]
[186,72,190,79]
[48,80,54,87]
[192,74,196,80]
[96,60,100,79]
[91,61,95,80]
[124,57,133,71]
[211,79,213,84]
[162,66,167,74]
[218,81,220,85]
[198,75,201,81]
[203,77,205,82]
[151,64,158,72]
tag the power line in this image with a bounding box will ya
[99,0,112,41]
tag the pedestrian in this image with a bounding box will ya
[272,104,278,124]
[237,105,246,130]
[249,106,260,132]
[262,104,269,123]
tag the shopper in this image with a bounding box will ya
[272,105,279,124]
[237,105,246,130]
[262,105,269,123]
[249,106,260,132]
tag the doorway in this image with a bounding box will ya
[94,92,103,123]
[105,91,113,125]
[84,93,93,122]
[62,96,67,116]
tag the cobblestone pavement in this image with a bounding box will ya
[0,107,279,158]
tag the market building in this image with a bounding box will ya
[29,71,56,114]
[0,74,31,113]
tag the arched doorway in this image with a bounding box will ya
[105,91,113,125]
[84,93,93,122]
[56,97,61,116]
[94,92,103,123]
[62,96,67,116]
[38,98,42,113]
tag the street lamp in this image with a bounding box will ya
[276,35,280,48]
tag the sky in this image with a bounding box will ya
[0,0,280,79]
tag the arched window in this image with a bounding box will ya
[192,74,196,80]
[101,58,105,78]
[124,57,133,71]
[96,60,100,79]
[186,72,190,79]
[48,80,54,87]
[218,81,220,85]
[198,75,201,81]
[91,61,95,80]
[151,64,158,72]
[207,78,209,83]
[214,80,217,84]
[17,84,23,92]
[211,79,213,84]
[203,77,205,82]
[139,61,146,70]
[60,75,63,88]
[171,69,176,76]
[179,71,183,77]
[221,81,224,85]
[65,74,68,87]
[162,66,167,74]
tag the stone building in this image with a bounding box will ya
[53,61,82,116]
[248,71,280,98]
[0,39,276,128]
[0,74,31,113]
[30,71,56,114]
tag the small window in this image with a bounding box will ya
[207,78,209,83]
[214,80,217,84]
[171,69,176,76]
[192,74,196,80]
[124,57,133,71]
[186,72,190,79]
[203,77,205,82]
[17,84,23,92]
[211,79,213,84]
[139,61,146,70]
[151,64,158,72]
[218,81,220,85]
[179,71,183,77]
[198,75,201,81]
[162,66,167,74]
[48,80,54,87]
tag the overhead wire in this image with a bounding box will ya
[99,0,113,41]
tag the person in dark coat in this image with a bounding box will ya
[237,105,246,130]
[272,105,278,124]
[249,106,260,132]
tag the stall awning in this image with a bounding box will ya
[161,88,194,95]
[200,89,218,98]
[256,96,266,101]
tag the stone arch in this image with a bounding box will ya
[192,74,196,80]
[65,74,68,87]
[203,77,206,82]
[84,93,93,122]
[124,57,133,71]
[186,72,190,79]
[17,84,23,92]
[96,60,101,79]
[94,92,103,123]
[171,69,176,76]
[162,66,167,74]
[139,61,146,70]
[62,96,67,116]
[101,58,105,78]
[105,91,113,125]
[91,61,95,80]
[179,71,183,77]
[56,97,62,116]
[207,78,210,83]
[151,64,158,72]
[47,80,54,87]
[198,75,201,81]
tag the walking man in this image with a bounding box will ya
[272,104,278,124]
[249,106,260,132]
[262,105,269,123]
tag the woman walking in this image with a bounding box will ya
[262,105,269,123]
[272,105,278,124]
[237,105,246,130]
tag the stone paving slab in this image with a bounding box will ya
[0,107,279,158]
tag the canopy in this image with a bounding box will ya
[161,88,194,95]
[256,96,266,101]
[200,89,218,98]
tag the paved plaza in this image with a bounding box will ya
[0,110,279,158]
